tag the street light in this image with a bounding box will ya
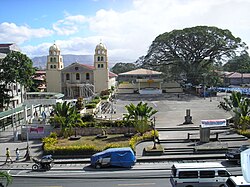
[152,116,157,149]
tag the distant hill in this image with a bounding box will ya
[32,54,93,69]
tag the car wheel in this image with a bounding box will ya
[219,184,225,187]
[95,163,102,169]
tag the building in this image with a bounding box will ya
[224,72,250,86]
[46,42,117,98]
[117,68,182,94]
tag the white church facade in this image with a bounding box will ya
[46,42,117,98]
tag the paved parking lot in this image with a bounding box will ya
[103,92,232,129]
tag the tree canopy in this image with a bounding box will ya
[0,51,35,88]
[111,62,137,75]
[223,53,250,73]
[143,26,248,85]
[0,51,35,108]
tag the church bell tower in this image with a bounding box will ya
[46,43,64,93]
[93,42,109,93]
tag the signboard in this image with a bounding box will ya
[30,126,44,134]
[201,119,227,128]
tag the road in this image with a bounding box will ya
[6,160,242,187]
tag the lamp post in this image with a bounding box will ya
[23,104,30,161]
[152,116,157,149]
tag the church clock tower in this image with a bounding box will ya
[93,42,109,93]
[46,43,64,93]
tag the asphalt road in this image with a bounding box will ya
[6,160,242,187]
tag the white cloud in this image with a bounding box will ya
[0,22,53,44]
[21,0,250,65]
[52,14,87,35]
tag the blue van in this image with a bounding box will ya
[91,147,136,169]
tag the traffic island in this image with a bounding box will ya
[143,144,164,156]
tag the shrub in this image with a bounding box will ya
[85,103,97,109]
[90,99,100,104]
[237,129,250,138]
[81,114,95,122]
[129,130,159,151]
[100,95,109,100]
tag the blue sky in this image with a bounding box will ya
[1,0,250,67]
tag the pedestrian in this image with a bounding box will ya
[5,148,13,164]
[15,148,20,161]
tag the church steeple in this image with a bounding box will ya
[46,42,64,93]
[93,42,109,93]
[94,42,108,69]
[47,43,64,70]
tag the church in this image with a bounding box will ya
[46,42,117,98]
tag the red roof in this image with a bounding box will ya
[79,64,95,70]
[109,71,117,78]
[0,43,14,48]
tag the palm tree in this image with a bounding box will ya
[124,102,158,135]
[0,171,12,187]
[52,101,83,137]
[223,91,250,130]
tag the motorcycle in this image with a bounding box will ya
[32,155,53,171]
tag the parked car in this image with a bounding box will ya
[225,145,250,164]
[91,147,136,169]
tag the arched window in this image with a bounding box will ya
[101,56,104,61]
[66,73,70,80]
[97,56,100,61]
[50,65,53,69]
[76,73,80,80]
[54,57,56,62]
[54,65,56,68]
[86,73,90,80]
[50,57,53,62]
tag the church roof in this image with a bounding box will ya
[119,68,162,75]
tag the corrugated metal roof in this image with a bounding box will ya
[119,68,162,75]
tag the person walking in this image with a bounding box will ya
[15,148,20,161]
[5,148,13,164]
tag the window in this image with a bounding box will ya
[101,64,104,68]
[53,65,56,69]
[75,67,79,71]
[179,171,198,179]
[218,170,230,177]
[98,64,100,68]
[66,73,70,80]
[101,56,104,61]
[50,65,53,69]
[98,56,100,61]
[86,73,90,80]
[54,57,56,62]
[76,73,80,80]
[200,171,215,178]
[50,57,53,62]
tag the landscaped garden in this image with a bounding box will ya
[42,98,161,158]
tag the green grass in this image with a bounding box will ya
[56,134,130,150]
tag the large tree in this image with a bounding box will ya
[0,51,35,107]
[143,26,248,85]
